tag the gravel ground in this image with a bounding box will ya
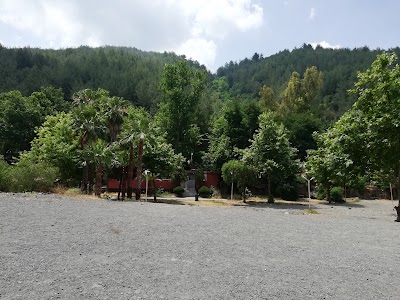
[1,193,400,300]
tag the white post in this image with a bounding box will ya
[231,182,234,200]
[302,176,314,210]
[144,170,150,202]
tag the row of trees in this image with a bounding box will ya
[1,88,184,198]
[217,44,400,119]
[0,58,304,201]
[2,50,399,211]
[306,53,400,216]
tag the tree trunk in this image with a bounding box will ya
[327,182,331,203]
[95,163,103,197]
[81,162,89,193]
[126,147,134,199]
[153,177,157,203]
[267,173,274,203]
[396,166,400,222]
[121,168,126,199]
[135,138,144,200]
[117,168,123,200]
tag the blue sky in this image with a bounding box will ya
[1,0,399,72]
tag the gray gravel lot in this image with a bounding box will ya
[1,193,400,300]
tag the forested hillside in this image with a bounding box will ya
[1,44,400,204]
[1,43,398,117]
[216,44,400,117]
[0,45,208,112]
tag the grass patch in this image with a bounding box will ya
[52,185,67,194]
[304,209,320,214]
[64,188,82,195]
[346,198,360,204]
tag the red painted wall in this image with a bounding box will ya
[205,171,219,188]
[107,178,174,191]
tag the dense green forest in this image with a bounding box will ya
[0,44,209,112]
[1,44,400,215]
[2,43,399,118]
[216,44,400,117]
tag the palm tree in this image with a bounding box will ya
[119,107,151,199]
[84,139,113,197]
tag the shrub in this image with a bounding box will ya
[0,160,10,191]
[173,186,185,197]
[7,158,59,193]
[172,169,187,186]
[209,185,220,198]
[331,186,345,203]
[315,184,326,200]
[198,186,211,198]
[276,182,298,201]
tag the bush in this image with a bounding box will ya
[276,182,298,201]
[198,186,211,198]
[172,169,187,186]
[7,158,59,193]
[315,184,326,200]
[173,186,185,197]
[0,159,10,191]
[331,186,345,203]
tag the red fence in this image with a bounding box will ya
[107,178,174,192]
[107,171,219,192]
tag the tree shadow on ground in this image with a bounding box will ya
[319,202,366,208]
[233,201,310,211]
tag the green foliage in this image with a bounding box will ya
[221,160,256,199]
[0,87,69,157]
[0,159,10,191]
[259,85,278,112]
[5,158,59,193]
[307,52,400,201]
[158,60,206,158]
[173,186,185,197]
[171,168,187,187]
[281,71,304,114]
[0,91,40,156]
[216,45,393,118]
[282,112,322,160]
[198,186,211,198]
[0,46,202,111]
[244,112,300,200]
[331,186,344,203]
[142,124,185,181]
[275,179,299,201]
[27,112,80,183]
[204,99,261,172]
[350,52,400,185]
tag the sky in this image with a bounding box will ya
[1,0,400,72]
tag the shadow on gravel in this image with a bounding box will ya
[320,202,366,208]
[234,201,309,211]
[155,199,194,206]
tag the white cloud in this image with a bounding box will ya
[309,7,316,20]
[0,0,105,48]
[0,0,264,70]
[176,38,217,68]
[311,41,341,49]
[167,0,264,68]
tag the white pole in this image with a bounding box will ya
[144,170,149,202]
[302,176,314,210]
[231,182,234,200]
